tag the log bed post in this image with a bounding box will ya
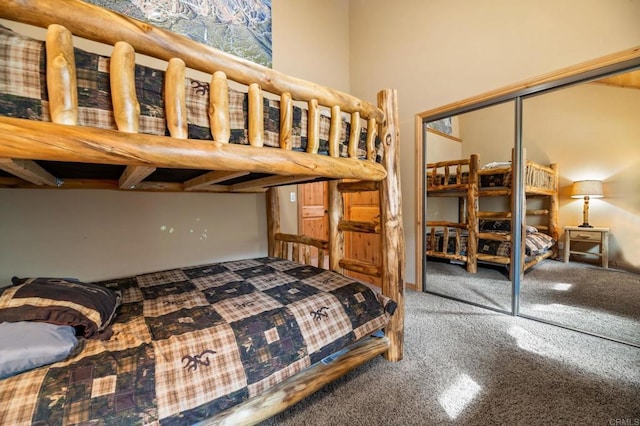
[466,154,479,273]
[549,163,560,253]
[267,188,280,258]
[378,89,404,361]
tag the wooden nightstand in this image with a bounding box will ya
[563,226,609,268]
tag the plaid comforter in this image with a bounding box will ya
[0,257,393,425]
[427,230,555,258]
[0,25,382,162]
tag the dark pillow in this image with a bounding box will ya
[479,220,538,234]
[0,321,80,379]
[0,278,121,339]
[479,219,511,232]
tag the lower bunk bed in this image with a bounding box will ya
[0,256,396,424]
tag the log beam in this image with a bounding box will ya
[0,117,388,181]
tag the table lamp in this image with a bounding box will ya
[570,180,603,228]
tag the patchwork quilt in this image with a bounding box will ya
[0,257,393,425]
[427,230,555,258]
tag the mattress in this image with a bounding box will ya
[0,257,394,424]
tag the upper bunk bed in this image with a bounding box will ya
[425,152,558,275]
[0,1,405,424]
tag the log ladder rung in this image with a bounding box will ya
[338,220,380,234]
[338,258,382,278]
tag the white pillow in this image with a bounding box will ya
[0,321,79,379]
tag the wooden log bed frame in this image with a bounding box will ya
[426,152,558,277]
[0,1,405,424]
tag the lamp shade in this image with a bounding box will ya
[570,180,603,198]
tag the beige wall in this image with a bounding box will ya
[0,0,351,284]
[349,0,640,284]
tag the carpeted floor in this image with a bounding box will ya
[425,259,640,346]
[260,290,640,425]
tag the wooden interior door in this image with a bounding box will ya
[344,189,382,287]
[298,181,329,268]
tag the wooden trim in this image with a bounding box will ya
[415,114,424,291]
[416,46,640,120]
[426,127,462,142]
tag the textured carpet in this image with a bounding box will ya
[260,290,640,425]
[425,259,640,346]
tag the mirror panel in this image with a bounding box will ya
[519,68,640,346]
[424,101,516,313]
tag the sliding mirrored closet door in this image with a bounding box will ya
[519,68,640,347]
[424,101,516,314]
[419,49,640,347]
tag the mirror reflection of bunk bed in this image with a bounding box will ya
[0,1,405,424]
[425,152,559,277]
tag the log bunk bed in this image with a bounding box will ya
[425,152,558,276]
[0,1,405,425]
